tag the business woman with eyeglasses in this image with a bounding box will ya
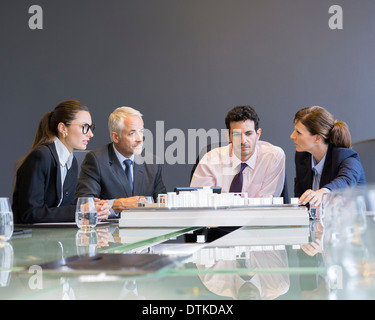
[12,100,110,224]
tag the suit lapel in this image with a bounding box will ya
[47,143,62,204]
[108,144,133,197]
[133,155,144,196]
[320,144,333,188]
[301,153,313,190]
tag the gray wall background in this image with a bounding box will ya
[1,0,374,200]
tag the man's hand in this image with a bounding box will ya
[94,198,111,221]
[112,196,146,213]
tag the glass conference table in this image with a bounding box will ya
[1,216,375,300]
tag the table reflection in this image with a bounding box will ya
[0,242,13,287]
[301,221,323,256]
[195,247,290,300]
[4,211,375,300]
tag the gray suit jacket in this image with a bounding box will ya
[75,143,166,201]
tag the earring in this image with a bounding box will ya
[62,132,68,138]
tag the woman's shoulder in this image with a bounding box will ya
[331,145,359,159]
[30,144,54,157]
[23,144,55,166]
[329,145,363,172]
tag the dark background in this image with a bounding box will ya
[1,0,374,200]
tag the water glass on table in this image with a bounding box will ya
[75,197,98,230]
[138,196,155,207]
[0,198,13,242]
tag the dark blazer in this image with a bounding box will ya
[294,144,366,197]
[75,143,166,201]
[12,143,78,224]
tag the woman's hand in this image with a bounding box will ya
[299,188,326,207]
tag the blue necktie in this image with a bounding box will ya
[124,159,133,194]
[229,163,247,193]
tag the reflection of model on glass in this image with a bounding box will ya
[290,106,366,208]
[12,100,110,224]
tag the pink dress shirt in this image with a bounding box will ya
[190,141,285,197]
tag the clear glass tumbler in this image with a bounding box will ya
[75,197,98,230]
[0,198,14,242]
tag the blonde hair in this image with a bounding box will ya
[108,106,143,136]
[294,106,351,148]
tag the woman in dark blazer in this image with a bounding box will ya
[290,106,366,207]
[12,100,110,224]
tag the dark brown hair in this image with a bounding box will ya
[17,100,89,168]
[225,106,260,131]
[294,106,351,148]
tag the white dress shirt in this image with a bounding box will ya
[113,144,135,180]
[190,141,285,197]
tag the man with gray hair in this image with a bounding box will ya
[76,106,166,214]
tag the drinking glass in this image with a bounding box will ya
[145,196,155,203]
[0,198,14,242]
[321,191,344,227]
[75,197,98,230]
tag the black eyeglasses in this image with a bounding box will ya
[68,123,96,134]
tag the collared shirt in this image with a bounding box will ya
[190,141,286,197]
[108,145,135,217]
[311,153,327,191]
[112,144,135,180]
[54,138,73,207]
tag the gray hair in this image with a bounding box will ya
[108,106,143,136]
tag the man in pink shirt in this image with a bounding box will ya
[190,106,285,198]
